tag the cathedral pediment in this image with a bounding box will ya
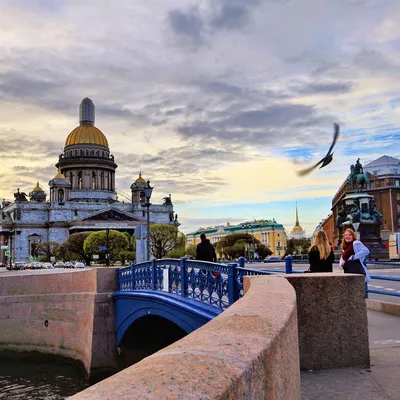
[78,208,141,222]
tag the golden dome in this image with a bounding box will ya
[53,168,65,179]
[65,125,109,147]
[135,172,145,183]
[32,181,43,192]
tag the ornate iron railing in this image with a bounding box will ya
[116,257,276,310]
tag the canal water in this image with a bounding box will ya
[0,356,90,399]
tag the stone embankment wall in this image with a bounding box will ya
[70,276,301,400]
[287,273,370,370]
[0,268,117,378]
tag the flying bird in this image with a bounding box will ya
[297,123,340,176]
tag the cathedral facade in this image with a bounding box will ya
[0,98,178,264]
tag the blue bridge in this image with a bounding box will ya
[114,257,400,366]
[113,258,280,348]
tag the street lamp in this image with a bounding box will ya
[105,228,110,267]
[143,180,154,261]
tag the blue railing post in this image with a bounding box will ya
[238,257,245,269]
[151,259,157,290]
[131,265,136,290]
[180,257,188,298]
[285,255,293,274]
[227,263,239,305]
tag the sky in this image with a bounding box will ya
[0,0,400,235]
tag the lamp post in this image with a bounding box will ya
[105,228,110,267]
[143,180,154,261]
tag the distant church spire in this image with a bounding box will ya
[79,98,95,126]
[290,202,305,238]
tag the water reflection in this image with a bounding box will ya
[0,357,89,399]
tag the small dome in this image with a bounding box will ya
[32,181,43,192]
[135,172,145,183]
[53,168,65,179]
[65,125,109,147]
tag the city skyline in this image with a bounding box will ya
[1,0,399,234]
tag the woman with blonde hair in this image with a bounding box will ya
[339,228,371,282]
[308,230,335,272]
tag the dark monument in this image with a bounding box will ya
[336,159,386,259]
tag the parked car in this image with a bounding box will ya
[64,261,74,268]
[263,256,282,262]
[42,262,54,269]
[74,262,85,269]
[55,261,65,268]
[7,262,25,270]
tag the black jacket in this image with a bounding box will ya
[196,239,217,262]
[308,247,334,272]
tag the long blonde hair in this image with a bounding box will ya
[311,230,332,260]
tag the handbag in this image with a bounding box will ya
[343,259,365,275]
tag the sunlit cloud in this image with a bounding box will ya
[0,0,399,234]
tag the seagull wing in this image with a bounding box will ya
[325,122,340,156]
[297,158,324,176]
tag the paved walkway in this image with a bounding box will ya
[301,310,400,399]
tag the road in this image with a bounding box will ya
[246,261,400,304]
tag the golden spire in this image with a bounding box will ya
[295,202,299,226]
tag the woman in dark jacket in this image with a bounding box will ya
[308,230,335,272]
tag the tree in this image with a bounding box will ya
[55,242,71,261]
[216,233,262,259]
[149,224,180,259]
[64,232,93,265]
[36,241,60,261]
[166,232,186,258]
[84,230,129,265]
[286,238,312,257]
[185,244,196,258]
[256,244,272,259]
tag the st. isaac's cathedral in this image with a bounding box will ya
[0,98,178,263]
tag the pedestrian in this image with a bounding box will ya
[196,233,217,262]
[339,228,371,282]
[308,230,335,272]
[196,233,217,276]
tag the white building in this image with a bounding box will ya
[0,98,178,263]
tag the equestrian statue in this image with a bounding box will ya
[348,158,370,191]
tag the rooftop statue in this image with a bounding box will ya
[14,189,28,202]
[348,159,369,192]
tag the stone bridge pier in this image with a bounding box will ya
[0,268,118,380]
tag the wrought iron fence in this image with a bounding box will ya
[116,257,276,310]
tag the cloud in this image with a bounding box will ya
[292,81,353,95]
[167,6,205,48]
[1,0,400,234]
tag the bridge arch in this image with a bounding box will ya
[114,291,222,346]
[118,314,188,368]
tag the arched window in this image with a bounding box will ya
[91,150,94,156]
[100,172,104,189]
[96,150,100,156]
[70,172,74,187]
[58,189,64,203]
[92,171,97,189]
[102,151,105,157]
[78,171,83,189]
[80,149,84,156]
[75,150,78,156]
[86,150,89,156]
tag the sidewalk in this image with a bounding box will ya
[301,311,400,399]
